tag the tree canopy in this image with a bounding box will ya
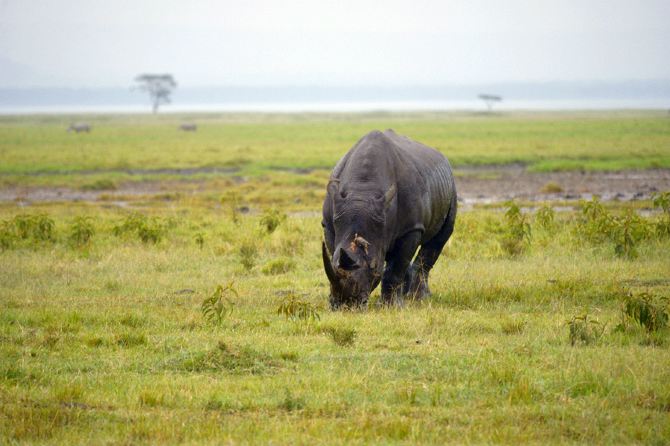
[134,74,177,113]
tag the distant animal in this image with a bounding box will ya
[322,129,457,309]
[67,123,91,133]
[179,123,197,132]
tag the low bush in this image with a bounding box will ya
[567,313,606,346]
[113,213,165,244]
[620,291,669,333]
[500,201,531,256]
[68,216,95,247]
[260,208,286,234]
[201,283,236,326]
[322,325,357,347]
[535,205,555,230]
[238,240,258,271]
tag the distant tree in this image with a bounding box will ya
[478,94,502,111]
[134,74,177,113]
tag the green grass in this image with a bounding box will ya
[1,201,669,444]
[1,111,669,188]
[1,112,669,443]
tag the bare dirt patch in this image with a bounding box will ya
[1,167,669,209]
[456,167,670,208]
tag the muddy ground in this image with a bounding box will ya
[1,167,669,209]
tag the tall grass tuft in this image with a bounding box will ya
[500,201,531,256]
[238,239,258,271]
[620,291,669,333]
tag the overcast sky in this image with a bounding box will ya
[0,0,669,88]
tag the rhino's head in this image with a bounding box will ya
[322,235,381,309]
[322,182,396,309]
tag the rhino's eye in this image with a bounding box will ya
[340,191,348,199]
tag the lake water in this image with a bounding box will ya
[0,98,668,114]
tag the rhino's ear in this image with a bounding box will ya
[384,184,397,209]
[327,181,340,199]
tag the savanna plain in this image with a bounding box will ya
[1,111,669,444]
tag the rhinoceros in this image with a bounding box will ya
[67,123,91,133]
[179,123,197,132]
[322,129,457,309]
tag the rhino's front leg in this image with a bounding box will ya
[381,231,422,306]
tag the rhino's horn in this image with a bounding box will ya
[322,241,339,289]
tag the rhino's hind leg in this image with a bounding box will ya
[403,203,457,300]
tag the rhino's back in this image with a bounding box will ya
[382,130,455,240]
[330,129,455,242]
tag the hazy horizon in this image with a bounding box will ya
[1,0,669,89]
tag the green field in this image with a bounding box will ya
[1,112,670,444]
[1,111,669,186]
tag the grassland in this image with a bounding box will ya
[1,112,670,444]
[1,111,669,189]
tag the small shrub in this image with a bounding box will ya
[262,257,296,275]
[201,283,236,325]
[652,191,670,237]
[113,213,165,244]
[577,197,650,257]
[500,201,531,256]
[322,326,357,347]
[576,197,614,243]
[137,220,164,244]
[540,181,563,193]
[195,232,205,249]
[620,291,669,333]
[567,313,606,346]
[535,205,555,230]
[0,220,15,250]
[68,216,95,247]
[238,240,258,271]
[609,210,648,259]
[260,208,286,234]
[277,294,320,321]
[11,213,56,243]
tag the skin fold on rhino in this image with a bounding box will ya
[322,129,457,310]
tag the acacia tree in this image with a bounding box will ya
[134,74,177,113]
[478,94,502,111]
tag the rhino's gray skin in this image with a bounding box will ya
[67,123,91,133]
[322,129,457,310]
[179,123,197,132]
